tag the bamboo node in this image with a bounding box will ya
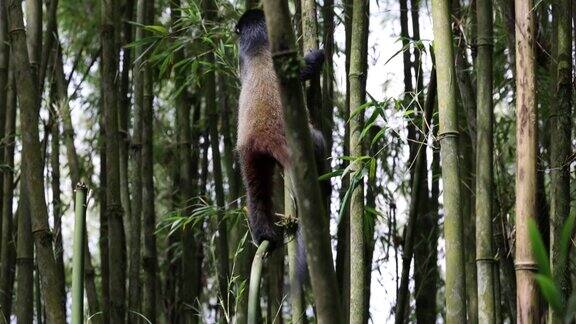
[437,131,459,140]
[475,257,495,263]
[514,261,538,271]
[475,37,493,48]
[8,27,25,35]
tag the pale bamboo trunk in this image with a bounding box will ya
[514,0,539,322]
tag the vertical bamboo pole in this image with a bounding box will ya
[349,1,369,323]
[514,0,539,322]
[430,0,467,322]
[285,176,305,324]
[475,0,496,323]
[72,183,88,324]
[549,0,572,322]
[247,240,269,324]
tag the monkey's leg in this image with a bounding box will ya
[240,151,283,247]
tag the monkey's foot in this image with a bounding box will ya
[251,224,283,249]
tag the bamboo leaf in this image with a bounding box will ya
[370,127,387,147]
[528,218,551,276]
[349,101,375,121]
[534,274,563,312]
[319,169,343,181]
[144,24,168,35]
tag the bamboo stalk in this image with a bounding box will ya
[475,0,496,322]
[7,0,67,321]
[513,0,539,322]
[285,175,305,324]
[349,1,369,323]
[248,240,269,324]
[72,183,88,324]
[549,0,572,322]
[430,0,468,322]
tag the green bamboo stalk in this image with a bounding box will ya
[72,183,88,324]
[336,1,353,319]
[430,0,467,322]
[248,240,269,324]
[513,0,539,322]
[349,2,369,324]
[202,0,231,316]
[475,0,496,323]
[285,176,305,324]
[301,0,323,134]
[549,0,572,322]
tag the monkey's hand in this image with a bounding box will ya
[300,49,325,80]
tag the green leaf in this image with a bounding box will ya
[144,24,168,35]
[349,101,375,121]
[528,218,551,276]
[370,127,387,147]
[369,158,376,180]
[338,175,362,222]
[319,169,343,181]
[535,274,563,312]
[359,121,376,142]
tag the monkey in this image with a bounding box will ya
[235,9,328,252]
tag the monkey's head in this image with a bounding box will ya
[235,9,268,57]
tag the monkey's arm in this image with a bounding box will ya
[300,49,325,80]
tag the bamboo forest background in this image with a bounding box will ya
[0,0,574,323]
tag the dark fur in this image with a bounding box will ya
[236,9,328,263]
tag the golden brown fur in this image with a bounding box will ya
[235,9,327,249]
[237,49,291,168]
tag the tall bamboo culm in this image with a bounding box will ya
[549,0,572,322]
[7,0,67,321]
[100,0,127,321]
[514,0,539,322]
[285,176,305,324]
[349,1,369,323]
[71,183,88,324]
[430,0,467,322]
[475,0,496,323]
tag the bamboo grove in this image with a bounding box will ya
[1,0,576,323]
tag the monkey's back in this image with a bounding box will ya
[237,51,288,162]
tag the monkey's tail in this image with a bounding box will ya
[296,227,309,285]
